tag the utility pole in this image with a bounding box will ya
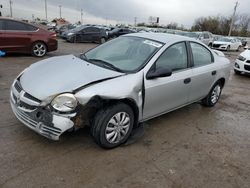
[228,1,239,36]
[81,8,83,23]
[59,5,62,18]
[9,0,13,17]
[134,17,137,26]
[0,4,3,17]
[45,0,48,21]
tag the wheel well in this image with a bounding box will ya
[217,78,225,88]
[83,97,140,128]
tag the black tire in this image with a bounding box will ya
[201,81,222,107]
[31,42,47,57]
[226,45,230,51]
[236,46,240,52]
[208,43,212,48]
[234,69,241,75]
[91,103,134,149]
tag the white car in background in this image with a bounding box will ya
[212,37,242,51]
[234,48,250,74]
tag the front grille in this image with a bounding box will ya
[14,81,22,93]
[213,44,221,48]
[24,92,41,103]
[244,65,250,71]
[19,101,36,111]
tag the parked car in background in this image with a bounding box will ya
[57,24,77,35]
[108,28,136,38]
[239,38,247,47]
[10,33,230,148]
[234,48,250,74]
[184,31,214,47]
[66,26,108,43]
[0,17,57,57]
[212,37,242,51]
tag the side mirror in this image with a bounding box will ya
[146,67,172,80]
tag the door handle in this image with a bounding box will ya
[184,78,191,84]
[212,71,217,76]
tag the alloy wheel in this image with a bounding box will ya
[105,112,131,144]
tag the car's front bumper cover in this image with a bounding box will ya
[234,59,250,73]
[10,80,76,140]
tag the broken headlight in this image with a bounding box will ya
[51,93,77,112]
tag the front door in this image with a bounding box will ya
[143,42,192,119]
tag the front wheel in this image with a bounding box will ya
[201,82,222,107]
[226,46,230,51]
[234,69,241,75]
[100,37,106,44]
[91,103,134,149]
[31,42,47,57]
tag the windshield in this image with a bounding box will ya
[83,36,163,72]
[185,32,199,38]
[217,37,231,42]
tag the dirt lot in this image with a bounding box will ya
[0,39,250,188]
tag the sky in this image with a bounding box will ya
[0,0,250,28]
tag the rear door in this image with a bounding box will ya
[189,42,217,102]
[0,19,6,50]
[80,27,94,42]
[4,20,33,53]
[91,27,101,42]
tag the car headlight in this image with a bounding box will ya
[51,93,77,112]
[67,33,74,36]
[237,55,246,61]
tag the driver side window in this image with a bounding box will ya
[155,42,188,72]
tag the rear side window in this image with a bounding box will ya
[0,20,4,30]
[26,24,37,31]
[6,20,28,31]
[190,42,213,67]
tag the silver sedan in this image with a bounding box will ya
[10,33,231,148]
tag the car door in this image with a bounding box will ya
[188,42,217,102]
[81,27,94,42]
[143,42,192,119]
[91,27,101,42]
[0,19,6,50]
[203,33,210,46]
[4,20,32,53]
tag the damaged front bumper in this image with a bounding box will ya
[10,80,77,140]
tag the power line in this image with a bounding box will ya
[228,1,239,36]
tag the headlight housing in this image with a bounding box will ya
[237,55,246,61]
[67,33,74,36]
[51,93,77,112]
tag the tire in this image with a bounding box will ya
[226,46,230,51]
[91,103,134,149]
[31,42,47,57]
[100,37,106,44]
[208,43,212,48]
[236,46,240,52]
[234,69,241,75]
[201,81,222,107]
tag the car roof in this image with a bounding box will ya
[125,32,198,44]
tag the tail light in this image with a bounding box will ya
[50,33,57,38]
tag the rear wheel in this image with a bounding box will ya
[100,37,106,44]
[236,46,240,52]
[201,81,222,107]
[91,103,134,149]
[31,42,47,57]
[226,45,230,51]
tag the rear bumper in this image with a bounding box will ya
[47,39,58,52]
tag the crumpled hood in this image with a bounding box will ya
[213,41,231,45]
[20,55,123,100]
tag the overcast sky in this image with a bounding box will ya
[1,0,249,27]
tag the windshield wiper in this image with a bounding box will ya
[88,58,124,73]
